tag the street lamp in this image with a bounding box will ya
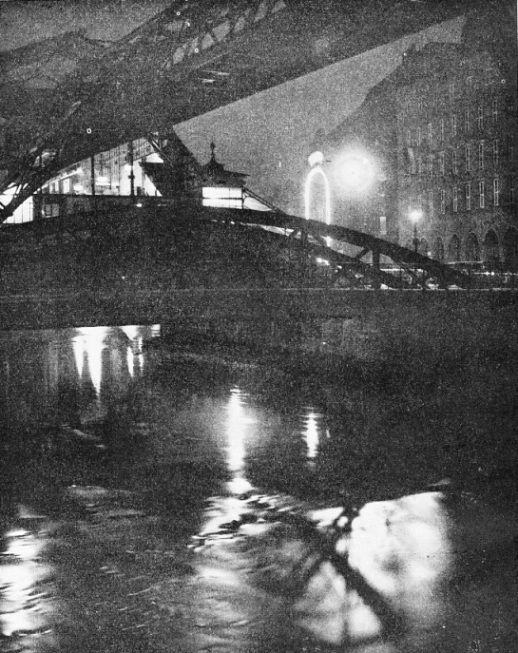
[409,210,422,253]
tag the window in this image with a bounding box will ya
[452,150,458,175]
[440,189,446,214]
[465,145,471,172]
[417,127,422,146]
[492,98,499,124]
[478,141,484,170]
[62,178,70,193]
[479,180,485,208]
[439,151,445,175]
[428,121,433,143]
[453,186,458,212]
[493,139,499,168]
[466,182,472,210]
[493,178,500,206]
[464,109,471,133]
[406,129,412,146]
[428,189,434,213]
[510,177,516,205]
[448,82,455,100]
[417,193,423,212]
[440,118,445,142]
[466,75,473,90]
[477,103,484,130]
[451,114,457,137]
[202,186,243,208]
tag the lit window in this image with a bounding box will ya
[479,180,485,208]
[202,186,243,208]
[440,189,446,214]
[453,186,458,212]
[493,139,499,168]
[449,82,455,100]
[478,141,484,170]
[493,178,500,207]
[466,182,471,211]
[465,145,471,172]
[62,178,70,193]
[464,109,470,133]
[492,99,499,124]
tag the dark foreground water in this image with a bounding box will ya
[0,325,516,653]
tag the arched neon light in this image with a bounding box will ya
[304,165,331,224]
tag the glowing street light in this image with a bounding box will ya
[333,149,377,195]
[409,209,422,254]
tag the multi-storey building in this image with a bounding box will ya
[396,39,517,268]
[312,3,517,269]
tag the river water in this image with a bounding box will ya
[0,325,516,653]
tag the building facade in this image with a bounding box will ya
[309,4,517,269]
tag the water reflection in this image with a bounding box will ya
[304,409,319,465]
[0,324,515,653]
[225,388,255,495]
[0,511,56,646]
[72,326,108,396]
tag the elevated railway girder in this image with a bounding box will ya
[0,0,477,222]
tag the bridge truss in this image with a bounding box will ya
[204,207,471,290]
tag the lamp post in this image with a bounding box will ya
[409,210,422,286]
[409,209,422,254]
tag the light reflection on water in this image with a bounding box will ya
[0,325,516,653]
[304,409,320,463]
[225,387,255,495]
[0,520,56,643]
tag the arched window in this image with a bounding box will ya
[434,237,445,262]
[483,229,500,266]
[503,228,518,271]
[465,232,480,262]
[448,235,461,262]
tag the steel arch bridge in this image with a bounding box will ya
[0,200,470,293]
[203,206,471,290]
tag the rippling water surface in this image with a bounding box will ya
[0,326,516,653]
